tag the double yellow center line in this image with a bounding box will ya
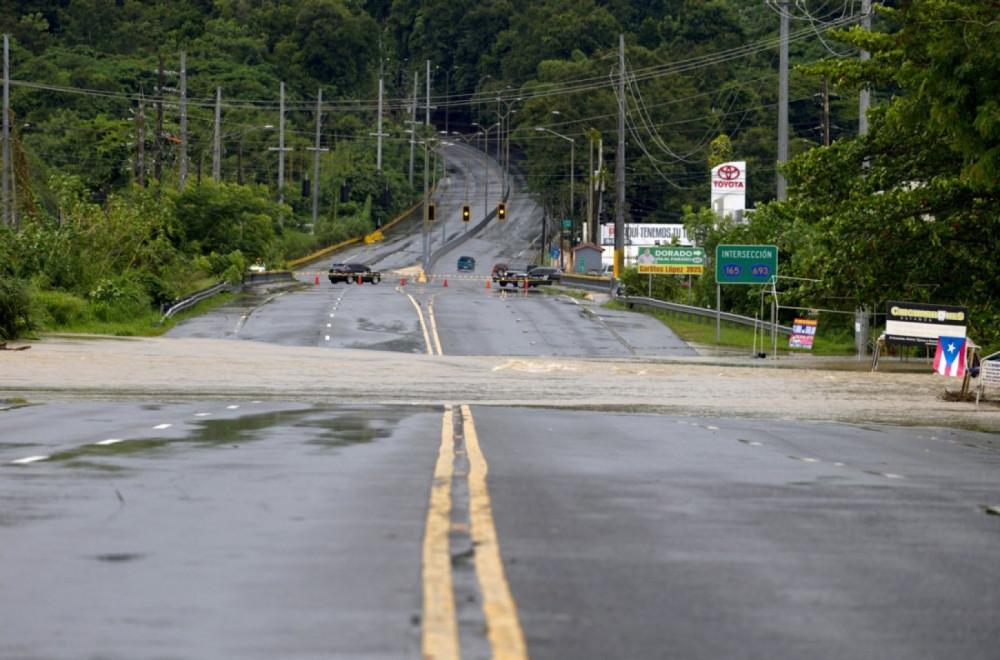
[423,405,527,659]
[403,286,527,658]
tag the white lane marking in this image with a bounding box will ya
[790,456,820,463]
[153,424,172,430]
[95,439,123,446]
[325,335,331,341]
[12,455,48,464]
[868,471,905,479]
[327,323,332,328]
[227,405,240,410]
[706,425,720,431]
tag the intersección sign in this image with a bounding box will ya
[715,244,778,285]
[636,246,705,275]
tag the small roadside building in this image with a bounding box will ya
[570,243,604,274]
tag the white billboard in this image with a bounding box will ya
[600,223,692,247]
[711,161,746,219]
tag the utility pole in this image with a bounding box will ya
[154,54,164,183]
[859,0,872,135]
[268,82,290,216]
[425,60,431,126]
[587,133,594,244]
[135,94,145,186]
[179,51,187,188]
[377,77,383,170]
[823,76,831,147]
[409,72,417,185]
[212,86,221,183]
[614,34,626,279]
[777,1,790,201]
[2,34,9,225]
[308,88,328,229]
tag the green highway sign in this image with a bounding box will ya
[715,244,778,285]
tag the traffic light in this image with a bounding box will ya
[426,202,436,222]
[497,202,506,221]
[462,204,471,223]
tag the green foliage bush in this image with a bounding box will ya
[618,267,681,301]
[0,279,34,340]
[88,276,152,323]
[32,289,88,327]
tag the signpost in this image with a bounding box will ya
[714,244,778,343]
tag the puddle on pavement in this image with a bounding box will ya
[46,405,440,469]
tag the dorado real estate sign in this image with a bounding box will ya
[636,247,705,275]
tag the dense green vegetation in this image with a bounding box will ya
[0,1,996,349]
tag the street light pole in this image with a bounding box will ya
[536,127,575,266]
[473,122,500,220]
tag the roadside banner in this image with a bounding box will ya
[636,247,705,275]
[789,318,817,349]
[885,301,967,346]
[933,336,967,377]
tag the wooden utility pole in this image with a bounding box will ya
[212,87,221,183]
[179,51,188,188]
[859,0,872,135]
[777,0,790,201]
[135,94,145,186]
[2,34,9,225]
[154,54,164,182]
[614,34,625,278]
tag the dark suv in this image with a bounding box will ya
[526,266,562,287]
[328,262,381,284]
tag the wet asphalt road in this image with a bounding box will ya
[3,145,999,659]
[3,402,999,659]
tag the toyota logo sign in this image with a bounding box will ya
[713,161,745,190]
[717,164,741,180]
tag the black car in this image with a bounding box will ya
[526,266,562,287]
[328,262,381,284]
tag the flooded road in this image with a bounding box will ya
[3,144,999,658]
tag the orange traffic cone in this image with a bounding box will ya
[401,276,406,286]
[357,276,362,285]
[443,277,448,287]
[486,279,491,289]
[314,274,319,285]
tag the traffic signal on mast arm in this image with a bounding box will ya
[497,202,506,220]
[462,204,471,223]
[427,202,436,222]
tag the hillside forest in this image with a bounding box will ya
[0,1,997,349]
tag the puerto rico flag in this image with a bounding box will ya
[933,336,967,377]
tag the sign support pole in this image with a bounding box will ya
[716,284,721,343]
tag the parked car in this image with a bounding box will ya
[457,255,476,271]
[328,262,381,284]
[526,266,562,287]
[587,263,615,277]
